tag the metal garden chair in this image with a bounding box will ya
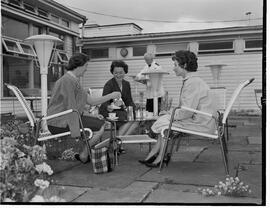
[158,78,255,175]
[5,83,93,156]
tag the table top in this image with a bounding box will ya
[106,116,158,122]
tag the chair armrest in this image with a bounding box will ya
[180,106,214,118]
[41,109,74,121]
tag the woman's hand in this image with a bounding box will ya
[110,91,121,100]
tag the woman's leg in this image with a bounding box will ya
[151,136,166,164]
[144,135,162,160]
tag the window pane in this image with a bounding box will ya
[62,19,69,27]
[3,39,21,53]
[2,17,29,40]
[33,25,41,35]
[133,46,146,56]
[51,15,60,24]
[20,43,36,56]
[24,3,35,13]
[83,48,108,59]
[199,42,233,50]
[245,40,262,48]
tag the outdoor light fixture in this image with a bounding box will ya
[142,69,169,117]
[25,35,62,131]
[205,63,227,87]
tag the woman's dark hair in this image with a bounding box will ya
[172,50,198,72]
[66,53,89,71]
[110,60,128,74]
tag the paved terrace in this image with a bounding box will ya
[46,115,263,204]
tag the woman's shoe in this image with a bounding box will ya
[74,154,89,164]
[145,162,160,168]
[138,156,156,164]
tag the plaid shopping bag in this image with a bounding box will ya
[91,147,110,174]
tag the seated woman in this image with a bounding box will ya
[99,60,139,137]
[139,50,217,167]
[47,53,121,163]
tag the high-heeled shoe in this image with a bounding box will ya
[138,156,157,164]
[74,154,90,164]
[145,155,171,168]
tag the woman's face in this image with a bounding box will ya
[172,60,186,77]
[113,67,125,81]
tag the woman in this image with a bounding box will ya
[47,53,121,163]
[139,50,217,167]
[99,60,138,136]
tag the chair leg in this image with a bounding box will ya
[218,134,229,175]
[158,136,170,172]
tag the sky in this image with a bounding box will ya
[55,0,263,33]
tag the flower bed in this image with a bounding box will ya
[0,119,66,202]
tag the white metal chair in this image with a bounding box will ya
[159,78,255,174]
[254,89,262,112]
[5,83,93,155]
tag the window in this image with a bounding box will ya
[9,0,21,6]
[51,14,60,24]
[2,37,37,57]
[2,17,29,40]
[198,41,234,54]
[38,8,48,18]
[2,38,21,53]
[33,25,42,35]
[57,50,69,63]
[20,43,37,56]
[62,19,69,28]
[23,3,35,13]
[156,43,187,56]
[244,39,262,52]
[82,48,108,59]
[133,46,146,56]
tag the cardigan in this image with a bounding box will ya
[47,73,87,138]
[99,78,135,118]
[151,72,217,134]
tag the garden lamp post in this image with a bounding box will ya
[142,69,169,117]
[205,63,227,88]
[25,35,62,131]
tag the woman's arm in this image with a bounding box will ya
[87,91,120,106]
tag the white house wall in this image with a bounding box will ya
[82,52,262,112]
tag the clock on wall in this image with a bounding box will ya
[120,48,128,57]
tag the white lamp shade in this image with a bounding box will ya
[25,35,62,72]
[205,64,227,85]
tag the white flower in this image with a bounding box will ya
[217,192,221,196]
[3,198,15,202]
[48,196,66,202]
[30,195,45,202]
[34,179,50,189]
[35,162,53,175]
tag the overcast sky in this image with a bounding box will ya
[55,0,263,33]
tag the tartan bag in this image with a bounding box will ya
[91,147,112,174]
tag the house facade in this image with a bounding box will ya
[1,0,87,115]
[80,24,263,113]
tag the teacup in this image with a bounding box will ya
[108,113,117,119]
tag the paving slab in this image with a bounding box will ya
[49,185,88,202]
[139,161,231,186]
[47,160,80,174]
[145,183,261,204]
[73,181,158,202]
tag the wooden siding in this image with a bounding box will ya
[1,53,262,115]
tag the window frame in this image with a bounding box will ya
[132,45,147,57]
[244,39,262,52]
[198,41,234,54]
[23,2,35,14]
[19,42,37,57]
[37,8,48,18]
[56,50,69,63]
[51,14,60,24]
[2,38,23,54]
[62,19,70,28]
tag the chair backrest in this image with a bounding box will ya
[222,78,254,124]
[209,87,226,111]
[5,83,36,127]
[254,89,262,110]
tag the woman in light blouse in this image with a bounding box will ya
[139,50,217,167]
[47,53,121,163]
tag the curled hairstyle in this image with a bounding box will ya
[110,60,128,74]
[66,53,89,71]
[172,50,198,72]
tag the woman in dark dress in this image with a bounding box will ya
[99,60,138,136]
